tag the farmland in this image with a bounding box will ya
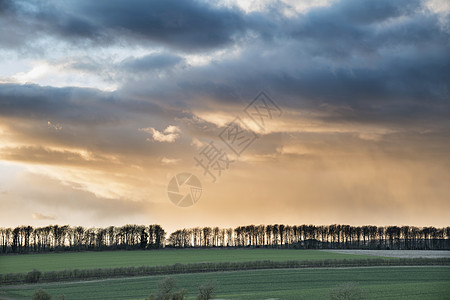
[0,248,377,274]
[1,266,449,299]
[1,249,449,299]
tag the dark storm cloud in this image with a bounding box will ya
[283,1,418,58]
[0,0,11,13]
[1,0,247,52]
[0,83,165,125]
[273,2,450,125]
[79,0,246,51]
[299,0,420,27]
[272,0,449,107]
[1,0,449,130]
[115,0,449,129]
[0,84,118,125]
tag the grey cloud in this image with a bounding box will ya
[121,53,184,72]
[117,0,449,129]
[1,0,449,149]
[1,0,247,52]
[0,83,195,165]
[0,83,162,125]
[312,0,420,25]
[79,0,246,51]
[0,0,11,13]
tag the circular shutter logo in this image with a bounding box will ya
[167,173,202,207]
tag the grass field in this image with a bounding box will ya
[0,249,378,274]
[1,266,449,299]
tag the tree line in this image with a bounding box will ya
[0,224,165,253]
[1,224,449,253]
[167,224,450,250]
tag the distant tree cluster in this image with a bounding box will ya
[329,282,365,300]
[1,224,449,254]
[168,224,450,250]
[0,224,165,254]
[147,277,216,300]
[147,277,188,300]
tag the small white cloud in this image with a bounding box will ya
[161,157,180,165]
[426,0,450,15]
[163,125,181,134]
[140,125,181,143]
[32,212,56,220]
[13,61,51,83]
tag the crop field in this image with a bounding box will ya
[1,266,449,299]
[1,249,448,299]
[0,248,378,274]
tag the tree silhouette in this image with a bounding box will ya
[1,223,449,253]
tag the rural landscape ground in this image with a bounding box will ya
[1,249,449,299]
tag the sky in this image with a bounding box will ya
[0,0,449,233]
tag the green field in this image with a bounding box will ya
[1,267,449,299]
[1,249,447,299]
[0,249,377,274]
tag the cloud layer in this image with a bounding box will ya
[0,0,449,230]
